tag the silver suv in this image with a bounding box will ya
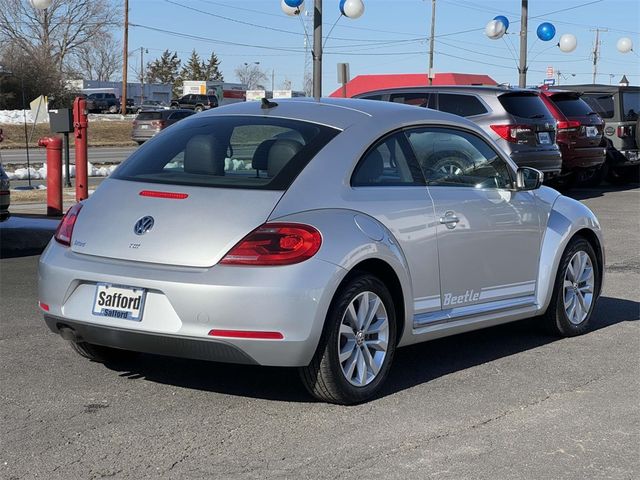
[355,86,562,178]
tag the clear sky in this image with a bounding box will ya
[126,0,640,94]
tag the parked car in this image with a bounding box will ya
[170,94,219,112]
[0,163,10,219]
[355,86,563,180]
[136,100,169,113]
[39,99,604,404]
[85,93,120,113]
[555,84,639,184]
[539,89,606,186]
[131,109,195,144]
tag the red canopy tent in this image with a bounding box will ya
[329,73,497,98]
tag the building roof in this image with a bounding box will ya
[329,73,497,98]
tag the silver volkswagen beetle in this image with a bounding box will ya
[39,98,604,404]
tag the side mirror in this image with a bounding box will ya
[516,167,544,191]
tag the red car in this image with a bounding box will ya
[539,89,606,186]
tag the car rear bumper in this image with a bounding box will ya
[559,145,606,172]
[509,149,563,175]
[38,241,345,367]
[131,130,159,142]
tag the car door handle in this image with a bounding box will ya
[439,211,459,229]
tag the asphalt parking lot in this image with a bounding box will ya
[1,184,638,480]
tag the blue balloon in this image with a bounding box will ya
[493,15,509,31]
[536,22,556,41]
[284,0,304,7]
[339,0,346,15]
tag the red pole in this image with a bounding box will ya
[73,97,89,201]
[38,136,63,216]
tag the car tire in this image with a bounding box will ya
[69,340,138,363]
[543,236,600,337]
[580,164,606,188]
[300,274,397,405]
[108,105,119,114]
[194,105,204,112]
[607,165,637,185]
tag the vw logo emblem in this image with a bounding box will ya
[134,216,154,236]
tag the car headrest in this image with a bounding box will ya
[354,150,384,185]
[267,139,303,178]
[252,139,277,172]
[184,134,225,175]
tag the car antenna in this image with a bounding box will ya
[261,98,278,109]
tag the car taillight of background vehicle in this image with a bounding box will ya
[54,203,83,246]
[219,223,322,266]
[151,120,166,129]
[556,120,581,132]
[617,125,633,138]
[490,124,533,144]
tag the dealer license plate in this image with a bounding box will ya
[140,124,150,129]
[586,126,598,137]
[92,283,146,321]
[537,132,551,144]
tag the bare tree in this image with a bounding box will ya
[0,0,118,72]
[234,63,268,89]
[73,36,121,81]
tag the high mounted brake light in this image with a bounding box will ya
[54,203,83,246]
[219,223,322,266]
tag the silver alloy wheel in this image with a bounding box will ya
[438,162,463,177]
[563,250,595,325]
[338,291,389,387]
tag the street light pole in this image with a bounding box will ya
[121,0,129,114]
[518,0,528,88]
[313,0,322,100]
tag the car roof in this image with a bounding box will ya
[354,85,540,97]
[556,84,640,93]
[201,97,483,131]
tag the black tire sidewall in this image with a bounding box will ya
[323,274,397,403]
[551,238,600,336]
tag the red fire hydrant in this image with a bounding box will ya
[38,136,63,217]
[73,96,89,202]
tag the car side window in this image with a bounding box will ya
[437,94,488,117]
[389,92,429,107]
[405,127,512,189]
[352,132,425,187]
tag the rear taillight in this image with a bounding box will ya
[54,203,83,246]
[556,120,581,131]
[490,124,533,143]
[617,125,633,138]
[151,120,166,129]
[219,223,322,266]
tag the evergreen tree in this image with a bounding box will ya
[202,52,223,81]
[180,50,205,81]
[146,50,181,97]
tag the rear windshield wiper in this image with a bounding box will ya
[587,111,599,116]
[529,114,545,119]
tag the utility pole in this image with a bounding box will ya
[312,0,322,100]
[121,0,129,114]
[590,28,608,84]
[140,46,145,105]
[518,0,528,88]
[428,0,436,85]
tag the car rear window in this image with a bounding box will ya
[113,116,340,190]
[549,94,594,117]
[622,91,639,121]
[498,93,552,119]
[580,93,615,119]
[136,112,164,121]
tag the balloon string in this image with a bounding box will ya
[298,9,311,49]
[502,35,520,68]
[528,37,539,56]
[323,14,343,49]
[529,44,558,64]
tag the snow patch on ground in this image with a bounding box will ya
[6,162,118,181]
[0,110,136,125]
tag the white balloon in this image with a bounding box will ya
[29,0,52,9]
[616,37,633,53]
[281,0,304,16]
[558,33,577,53]
[485,19,506,40]
[342,0,365,19]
